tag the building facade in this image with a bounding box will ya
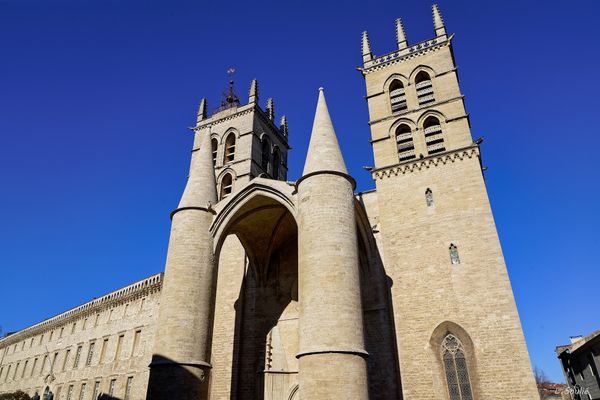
[0,5,539,400]
[556,330,600,400]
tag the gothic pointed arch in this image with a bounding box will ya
[430,321,479,400]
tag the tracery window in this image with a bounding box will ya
[389,79,407,112]
[415,71,435,105]
[450,244,460,265]
[442,333,473,400]
[423,116,446,155]
[224,132,236,163]
[426,188,434,207]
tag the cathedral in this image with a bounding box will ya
[0,5,539,400]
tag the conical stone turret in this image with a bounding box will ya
[146,131,217,400]
[296,88,368,400]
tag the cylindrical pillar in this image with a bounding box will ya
[297,172,369,399]
[146,207,215,399]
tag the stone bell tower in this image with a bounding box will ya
[359,4,539,400]
[194,79,290,201]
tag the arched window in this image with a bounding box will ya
[449,244,460,265]
[442,333,473,400]
[272,148,280,179]
[423,116,446,155]
[211,138,218,166]
[396,124,416,161]
[415,71,435,106]
[224,132,236,163]
[261,137,270,172]
[425,188,434,207]
[389,80,407,113]
[220,173,233,199]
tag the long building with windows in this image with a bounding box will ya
[0,274,162,400]
[1,5,539,400]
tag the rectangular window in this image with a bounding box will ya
[109,379,116,396]
[92,381,100,400]
[83,318,88,330]
[86,342,95,366]
[21,341,25,351]
[63,349,71,371]
[5,365,11,382]
[30,338,34,348]
[60,327,64,338]
[74,345,82,368]
[132,330,141,357]
[72,322,77,334]
[41,355,48,376]
[94,313,100,327]
[124,303,129,317]
[79,382,86,400]
[115,334,124,360]
[66,385,74,400]
[140,298,146,310]
[49,330,54,341]
[39,335,44,345]
[100,338,109,363]
[13,363,19,380]
[31,358,38,377]
[125,376,133,400]
[51,352,58,372]
[22,360,28,378]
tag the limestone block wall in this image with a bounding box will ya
[373,153,538,400]
[0,273,162,400]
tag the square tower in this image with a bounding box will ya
[359,5,539,400]
[193,79,289,201]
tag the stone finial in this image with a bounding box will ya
[432,4,447,37]
[248,79,259,104]
[396,18,408,50]
[303,88,348,175]
[178,130,217,208]
[361,31,373,63]
[266,98,275,121]
[279,115,288,137]
[196,98,207,124]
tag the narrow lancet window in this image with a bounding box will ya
[220,173,233,200]
[415,71,435,105]
[224,132,236,163]
[211,138,218,165]
[426,188,434,207]
[272,149,280,179]
[261,138,270,172]
[389,80,407,112]
[449,244,460,265]
[442,334,473,400]
[423,116,446,155]
[396,124,416,161]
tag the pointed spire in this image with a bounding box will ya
[279,115,288,137]
[196,98,207,124]
[361,31,373,63]
[266,98,275,121]
[178,131,217,209]
[432,4,447,37]
[248,79,259,104]
[395,18,408,50]
[303,88,348,175]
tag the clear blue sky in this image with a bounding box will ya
[1,0,598,383]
